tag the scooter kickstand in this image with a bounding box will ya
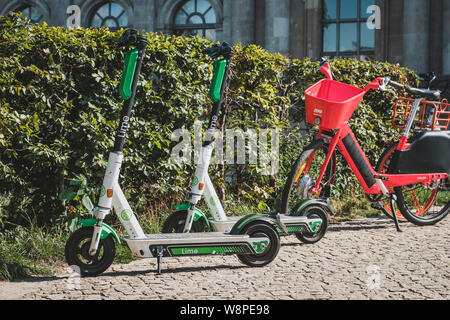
[156,245,163,274]
[390,195,402,232]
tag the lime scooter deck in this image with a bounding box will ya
[125,232,270,258]
[125,232,271,273]
[209,215,323,233]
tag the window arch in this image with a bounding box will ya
[90,1,128,31]
[173,0,217,39]
[15,4,45,24]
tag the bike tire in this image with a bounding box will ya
[280,141,334,215]
[395,185,450,226]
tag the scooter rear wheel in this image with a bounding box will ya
[236,222,280,267]
[291,204,328,244]
[65,226,116,277]
[161,210,206,233]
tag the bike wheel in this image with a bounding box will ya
[395,181,450,226]
[161,210,206,233]
[280,142,335,214]
[236,222,280,267]
[65,226,116,277]
[373,144,407,221]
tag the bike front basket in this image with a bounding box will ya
[305,79,366,129]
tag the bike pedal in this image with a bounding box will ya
[371,202,384,210]
[442,179,450,192]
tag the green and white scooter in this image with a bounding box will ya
[162,40,331,244]
[65,29,282,276]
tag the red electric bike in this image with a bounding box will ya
[281,62,450,232]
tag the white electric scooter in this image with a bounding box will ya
[65,29,283,276]
[162,43,330,245]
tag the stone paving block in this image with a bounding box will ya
[1,217,449,300]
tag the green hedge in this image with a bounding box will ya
[0,13,417,227]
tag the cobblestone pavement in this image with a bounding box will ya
[1,216,449,300]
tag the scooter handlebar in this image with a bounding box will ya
[116,29,147,50]
[203,42,233,59]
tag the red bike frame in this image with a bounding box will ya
[305,63,448,197]
[309,127,448,196]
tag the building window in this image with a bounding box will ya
[173,0,217,39]
[90,1,128,31]
[17,5,45,24]
[322,0,375,60]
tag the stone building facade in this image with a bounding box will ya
[0,0,449,78]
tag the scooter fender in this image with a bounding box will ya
[173,204,211,231]
[78,219,121,244]
[229,214,281,235]
[292,198,336,216]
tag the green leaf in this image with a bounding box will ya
[257,201,269,212]
[58,189,77,201]
[81,195,94,212]
[68,217,79,232]
[69,179,83,186]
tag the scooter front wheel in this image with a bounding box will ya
[65,226,116,277]
[161,210,206,233]
[236,222,280,267]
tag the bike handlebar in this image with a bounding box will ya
[382,77,441,101]
[385,79,404,89]
[316,58,443,101]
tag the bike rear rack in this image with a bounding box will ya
[393,98,450,131]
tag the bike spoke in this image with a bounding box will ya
[409,190,421,212]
